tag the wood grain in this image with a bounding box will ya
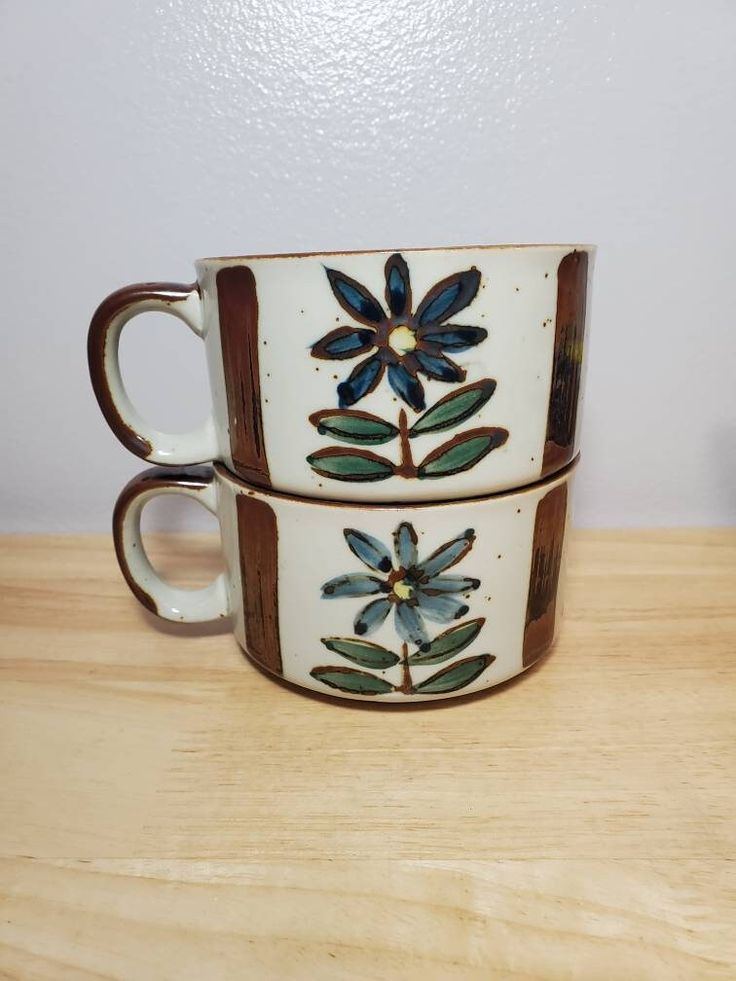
[1,530,735,979]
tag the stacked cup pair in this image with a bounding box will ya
[88,244,593,702]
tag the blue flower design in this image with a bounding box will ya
[311,254,487,412]
[321,523,480,651]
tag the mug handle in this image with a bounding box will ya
[88,282,219,464]
[112,465,230,623]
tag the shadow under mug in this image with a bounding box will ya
[90,244,593,502]
[113,458,578,703]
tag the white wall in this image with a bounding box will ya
[1,0,734,531]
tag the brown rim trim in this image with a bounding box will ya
[541,251,589,476]
[214,455,580,510]
[522,482,569,668]
[197,243,596,264]
[216,267,271,487]
[236,495,282,674]
[112,465,214,615]
[88,282,198,458]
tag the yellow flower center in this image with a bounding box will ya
[387,324,417,355]
[392,579,415,601]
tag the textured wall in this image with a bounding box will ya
[1,0,734,530]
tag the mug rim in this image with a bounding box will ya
[212,454,579,509]
[196,243,596,265]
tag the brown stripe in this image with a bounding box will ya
[541,251,589,476]
[236,495,282,675]
[217,266,270,486]
[522,482,568,668]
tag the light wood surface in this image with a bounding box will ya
[1,529,734,979]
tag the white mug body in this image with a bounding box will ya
[91,244,593,500]
[113,458,578,703]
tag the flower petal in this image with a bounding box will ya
[354,597,391,636]
[421,575,480,593]
[337,355,384,407]
[311,326,376,361]
[384,253,412,317]
[415,592,470,623]
[415,269,481,326]
[419,528,476,578]
[393,521,418,569]
[394,602,430,650]
[321,573,386,598]
[414,350,466,383]
[387,362,426,411]
[344,528,394,572]
[326,267,385,325]
[417,325,488,351]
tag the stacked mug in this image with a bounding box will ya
[88,244,593,702]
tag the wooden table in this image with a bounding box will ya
[1,530,734,979]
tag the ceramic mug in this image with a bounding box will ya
[90,245,593,501]
[112,457,578,703]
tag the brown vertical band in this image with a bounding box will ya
[541,251,589,477]
[236,495,282,675]
[522,482,568,668]
[217,266,271,486]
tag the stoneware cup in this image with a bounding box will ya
[90,245,593,501]
[112,457,578,703]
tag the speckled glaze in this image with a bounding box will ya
[112,457,577,703]
[89,245,593,501]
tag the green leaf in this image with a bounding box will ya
[412,654,495,695]
[408,618,485,665]
[307,448,395,482]
[417,427,509,479]
[322,637,400,668]
[310,665,395,695]
[409,380,497,437]
[309,409,399,446]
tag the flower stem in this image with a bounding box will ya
[400,642,413,694]
[396,409,417,478]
